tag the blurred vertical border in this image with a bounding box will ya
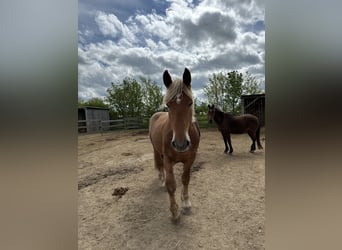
[1,0,342,249]
[266,0,342,249]
[0,0,77,249]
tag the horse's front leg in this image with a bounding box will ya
[221,132,229,153]
[153,149,165,186]
[181,159,194,214]
[164,158,179,221]
[227,133,233,154]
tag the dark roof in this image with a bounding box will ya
[78,106,109,110]
[241,93,265,99]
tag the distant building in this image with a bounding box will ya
[78,106,110,133]
[241,94,265,126]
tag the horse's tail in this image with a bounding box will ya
[256,125,263,149]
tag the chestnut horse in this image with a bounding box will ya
[149,68,200,221]
[207,104,263,154]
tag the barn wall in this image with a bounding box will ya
[86,108,109,132]
[241,94,265,127]
[85,108,109,121]
[78,107,110,133]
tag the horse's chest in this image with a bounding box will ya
[166,150,196,163]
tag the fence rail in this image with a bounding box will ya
[78,117,149,133]
[78,115,214,134]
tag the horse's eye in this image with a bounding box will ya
[189,102,193,107]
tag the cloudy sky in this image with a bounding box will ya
[78,0,265,102]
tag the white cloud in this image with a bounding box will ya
[135,12,173,40]
[95,11,136,44]
[95,11,122,37]
[78,0,265,101]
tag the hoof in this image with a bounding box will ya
[171,217,180,224]
[171,212,181,223]
[181,206,192,215]
[158,172,165,182]
[181,199,192,215]
[170,203,180,222]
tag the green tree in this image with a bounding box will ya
[226,70,243,114]
[195,101,209,115]
[78,98,85,107]
[242,71,262,95]
[204,71,242,114]
[79,97,108,108]
[106,78,144,118]
[204,72,226,110]
[205,70,262,115]
[140,77,163,117]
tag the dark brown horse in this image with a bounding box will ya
[207,104,263,154]
[149,68,200,221]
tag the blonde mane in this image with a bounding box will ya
[163,78,195,121]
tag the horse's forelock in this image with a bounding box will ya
[163,78,193,104]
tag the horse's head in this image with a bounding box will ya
[207,104,215,123]
[163,68,194,153]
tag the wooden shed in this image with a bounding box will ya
[78,106,110,133]
[241,94,265,127]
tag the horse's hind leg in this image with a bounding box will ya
[256,126,263,149]
[153,149,165,186]
[248,131,256,153]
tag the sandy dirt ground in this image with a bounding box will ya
[78,128,265,249]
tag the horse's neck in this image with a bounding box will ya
[214,109,224,124]
[215,110,235,124]
[224,112,235,123]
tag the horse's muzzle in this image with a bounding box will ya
[171,139,190,152]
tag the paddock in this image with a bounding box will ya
[78,128,265,249]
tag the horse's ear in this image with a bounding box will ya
[207,104,210,108]
[163,70,172,88]
[183,68,191,87]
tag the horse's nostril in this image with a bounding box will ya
[171,139,190,151]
